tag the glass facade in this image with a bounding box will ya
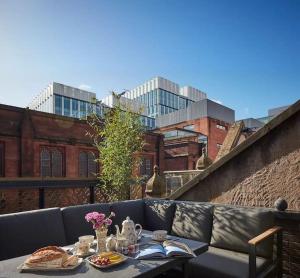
[72,99,79,118]
[79,101,86,118]
[64,97,71,117]
[140,115,155,130]
[54,94,97,119]
[133,88,193,118]
[53,94,155,129]
[55,95,62,115]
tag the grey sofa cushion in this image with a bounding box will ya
[110,199,145,234]
[0,208,67,260]
[211,206,274,258]
[144,199,175,233]
[188,246,271,278]
[171,202,213,243]
[61,203,110,244]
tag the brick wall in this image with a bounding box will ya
[275,213,300,277]
[0,104,163,178]
[155,116,230,161]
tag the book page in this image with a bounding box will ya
[135,244,166,259]
[163,240,196,257]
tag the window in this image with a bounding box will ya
[79,151,97,177]
[217,143,222,149]
[79,101,87,118]
[216,124,226,130]
[64,97,70,116]
[140,157,153,177]
[0,142,4,177]
[54,95,62,115]
[183,124,195,131]
[40,147,64,177]
[72,99,79,118]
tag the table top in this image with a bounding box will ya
[0,230,208,278]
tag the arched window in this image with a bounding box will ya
[79,151,97,177]
[40,147,64,177]
[140,157,153,177]
[41,148,51,177]
[79,152,88,177]
[51,149,63,177]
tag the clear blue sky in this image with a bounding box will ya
[0,0,299,119]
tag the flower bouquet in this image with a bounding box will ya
[85,211,115,253]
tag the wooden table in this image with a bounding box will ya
[0,230,208,278]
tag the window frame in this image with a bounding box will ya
[78,150,98,178]
[140,156,153,177]
[40,146,65,177]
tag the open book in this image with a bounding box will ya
[135,240,196,259]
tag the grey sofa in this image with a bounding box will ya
[0,199,282,278]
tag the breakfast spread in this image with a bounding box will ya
[24,246,79,269]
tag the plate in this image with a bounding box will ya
[87,252,127,269]
[17,258,83,272]
[72,248,96,257]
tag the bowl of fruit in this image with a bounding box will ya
[87,252,127,269]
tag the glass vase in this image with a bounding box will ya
[95,227,108,253]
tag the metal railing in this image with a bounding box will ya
[0,177,99,209]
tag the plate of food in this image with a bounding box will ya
[87,251,127,269]
[17,246,83,272]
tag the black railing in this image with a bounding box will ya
[0,177,99,209]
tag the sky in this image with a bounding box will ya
[0,0,299,120]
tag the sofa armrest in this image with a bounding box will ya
[248,226,282,246]
[248,226,283,278]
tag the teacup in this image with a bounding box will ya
[152,230,167,241]
[79,235,94,245]
[74,241,89,256]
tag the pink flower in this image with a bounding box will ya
[85,211,115,230]
[104,218,112,226]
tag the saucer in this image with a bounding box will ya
[73,248,96,257]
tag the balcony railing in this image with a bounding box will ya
[0,177,99,211]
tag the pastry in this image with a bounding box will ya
[24,246,78,269]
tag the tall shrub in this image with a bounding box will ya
[87,93,145,201]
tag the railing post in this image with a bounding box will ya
[39,188,45,209]
[277,229,283,278]
[89,185,95,204]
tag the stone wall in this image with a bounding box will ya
[174,105,300,211]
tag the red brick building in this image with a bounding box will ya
[154,99,234,171]
[156,117,231,169]
[0,104,164,179]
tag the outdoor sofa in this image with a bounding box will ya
[0,199,282,278]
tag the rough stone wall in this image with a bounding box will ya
[213,148,300,209]
[177,111,300,211]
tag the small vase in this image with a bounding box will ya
[95,227,108,253]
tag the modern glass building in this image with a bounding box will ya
[123,77,207,118]
[28,82,101,119]
[29,82,155,129]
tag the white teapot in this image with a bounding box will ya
[115,216,142,245]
